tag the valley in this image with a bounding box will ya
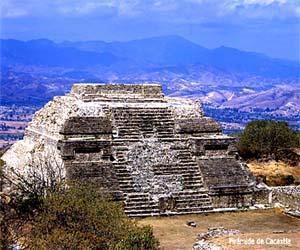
[1,36,299,148]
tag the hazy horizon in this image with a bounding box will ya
[1,0,300,61]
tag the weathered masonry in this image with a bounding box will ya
[3,84,266,216]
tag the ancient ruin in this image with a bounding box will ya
[3,83,266,216]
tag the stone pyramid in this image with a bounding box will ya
[3,83,264,216]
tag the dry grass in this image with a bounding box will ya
[138,209,300,250]
[248,161,300,186]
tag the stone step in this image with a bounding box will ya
[114,165,129,170]
[176,202,212,208]
[152,171,201,176]
[124,199,156,205]
[125,193,149,197]
[118,179,134,184]
[118,119,174,122]
[184,185,204,190]
[183,180,203,185]
[124,210,160,216]
[183,183,204,188]
[113,162,129,166]
[125,206,213,217]
[179,159,196,163]
[174,191,209,196]
[117,131,141,135]
[152,166,199,171]
[184,181,204,185]
[115,135,140,138]
[125,197,155,202]
[183,178,203,182]
[113,139,141,143]
[113,144,129,147]
[120,188,135,193]
[152,172,199,176]
[175,195,210,201]
[173,190,209,195]
[119,187,135,192]
[114,168,129,173]
[113,110,173,113]
[114,163,129,167]
[114,117,174,121]
[116,129,174,134]
[115,174,131,180]
[176,206,212,212]
[117,174,132,179]
[119,182,134,187]
[125,204,157,209]
[125,203,158,208]
[179,162,199,166]
[113,110,173,114]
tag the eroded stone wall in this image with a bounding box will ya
[271,186,300,210]
[2,83,263,216]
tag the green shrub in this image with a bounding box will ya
[115,226,159,250]
[238,120,300,159]
[1,156,159,249]
[23,184,159,250]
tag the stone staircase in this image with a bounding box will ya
[124,193,161,217]
[112,107,175,139]
[123,190,212,217]
[152,148,205,190]
[109,106,213,216]
[112,140,135,194]
[172,190,213,214]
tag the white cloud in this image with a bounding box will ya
[219,0,300,19]
[0,0,28,18]
[0,0,299,20]
[1,8,27,18]
[296,6,300,17]
[243,0,287,5]
[57,0,118,15]
[0,0,118,18]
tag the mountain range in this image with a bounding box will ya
[1,35,299,118]
[2,35,299,78]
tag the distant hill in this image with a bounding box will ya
[1,39,120,68]
[61,36,209,66]
[221,85,300,115]
[2,36,300,78]
[1,35,299,107]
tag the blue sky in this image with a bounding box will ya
[1,0,300,61]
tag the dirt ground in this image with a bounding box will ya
[138,209,300,250]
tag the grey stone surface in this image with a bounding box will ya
[194,227,240,250]
[271,186,300,210]
[2,83,262,216]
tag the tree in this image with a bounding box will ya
[238,120,300,159]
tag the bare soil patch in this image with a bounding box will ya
[138,209,300,250]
